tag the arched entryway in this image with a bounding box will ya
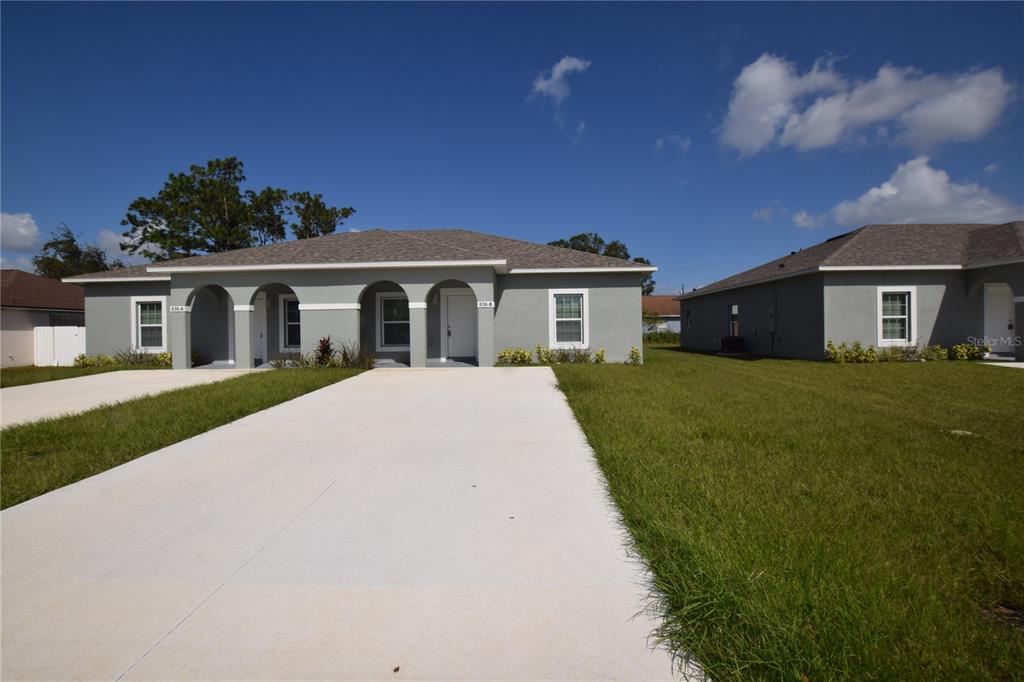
[249,284,300,365]
[426,279,478,366]
[188,285,235,367]
[358,281,411,367]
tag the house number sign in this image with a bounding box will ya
[477,300,495,308]
[169,305,191,313]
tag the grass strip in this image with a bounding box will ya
[0,365,162,388]
[1,368,361,509]
[553,347,1024,680]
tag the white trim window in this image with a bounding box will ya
[548,289,589,348]
[377,292,410,351]
[130,296,167,352]
[279,294,301,351]
[877,286,917,346]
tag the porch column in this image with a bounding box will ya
[409,301,427,367]
[477,303,495,367]
[170,306,191,370]
[1016,299,1024,361]
[233,306,253,368]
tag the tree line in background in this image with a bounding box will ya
[547,232,655,295]
[32,157,355,277]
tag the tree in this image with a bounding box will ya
[121,158,356,259]
[246,187,290,245]
[633,256,656,296]
[547,232,656,295]
[290,191,355,239]
[33,224,126,279]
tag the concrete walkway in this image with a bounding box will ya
[1,368,676,681]
[0,368,253,427]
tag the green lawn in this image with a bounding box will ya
[553,347,1024,680]
[1,368,361,509]
[0,365,152,388]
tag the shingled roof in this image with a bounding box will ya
[679,221,1024,299]
[64,228,653,281]
[1,269,85,310]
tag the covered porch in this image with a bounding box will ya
[165,268,497,369]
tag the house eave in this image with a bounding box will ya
[146,259,510,274]
[507,266,657,274]
[62,276,172,283]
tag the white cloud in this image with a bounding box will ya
[752,201,786,221]
[97,228,149,265]
[531,56,591,106]
[655,134,691,154]
[831,156,1024,225]
[792,210,826,229]
[984,162,1000,175]
[721,54,1013,155]
[1,212,41,252]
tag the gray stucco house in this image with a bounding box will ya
[64,228,655,368]
[677,222,1024,361]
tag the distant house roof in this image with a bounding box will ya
[642,295,680,317]
[1,269,85,311]
[679,221,1024,299]
[64,229,657,281]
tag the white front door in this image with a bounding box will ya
[983,283,1015,354]
[444,292,477,359]
[252,292,267,364]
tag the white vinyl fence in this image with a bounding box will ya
[34,326,87,366]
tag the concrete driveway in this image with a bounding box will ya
[1,368,676,681]
[0,368,254,428]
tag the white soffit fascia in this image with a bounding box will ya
[146,259,508,274]
[818,265,962,271]
[507,266,658,274]
[63,276,171,283]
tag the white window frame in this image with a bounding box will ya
[130,295,167,353]
[876,286,917,347]
[548,288,589,349]
[279,294,301,352]
[377,291,411,352]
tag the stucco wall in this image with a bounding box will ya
[494,272,643,363]
[680,274,824,360]
[80,267,645,367]
[1,308,50,367]
[823,271,971,349]
[81,281,171,356]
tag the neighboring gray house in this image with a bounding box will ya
[677,222,1024,361]
[63,229,655,368]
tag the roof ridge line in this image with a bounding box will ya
[820,225,868,266]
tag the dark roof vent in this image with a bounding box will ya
[779,263,786,268]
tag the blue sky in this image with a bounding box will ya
[2,2,1022,292]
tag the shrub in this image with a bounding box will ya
[644,330,680,344]
[876,345,921,363]
[191,349,201,367]
[314,336,335,367]
[497,347,533,365]
[593,349,607,364]
[336,341,375,369]
[951,342,990,360]
[920,345,950,361]
[535,345,553,364]
[535,346,594,364]
[628,346,642,365]
[155,352,173,367]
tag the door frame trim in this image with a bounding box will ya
[438,287,477,362]
[982,282,1014,354]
